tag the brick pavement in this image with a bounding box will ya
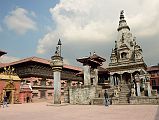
[0,103,159,120]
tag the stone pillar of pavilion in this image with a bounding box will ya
[135,74,141,96]
[109,75,114,87]
[145,74,151,97]
[77,52,106,86]
[50,39,63,104]
[83,65,91,85]
[93,68,98,86]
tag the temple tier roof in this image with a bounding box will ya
[0,50,7,57]
[77,52,106,67]
[0,56,82,71]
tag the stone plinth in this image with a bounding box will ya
[69,85,96,105]
[130,96,159,105]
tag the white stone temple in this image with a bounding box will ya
[108,10,158,104]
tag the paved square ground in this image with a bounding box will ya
[0,102,159,120]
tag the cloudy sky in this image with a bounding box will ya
[0,0,159,67]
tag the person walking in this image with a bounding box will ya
[104,90,109,106]
[3,96,8,108]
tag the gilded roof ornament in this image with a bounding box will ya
[3,66,16,75]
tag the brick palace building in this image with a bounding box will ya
[0,50,109,104]
[147,65,159,93]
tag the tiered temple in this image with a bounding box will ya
[108,11,158,104]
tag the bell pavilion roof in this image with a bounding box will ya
[77,52,106,67]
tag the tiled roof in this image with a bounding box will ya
[0,56,82,71]
[0,63,9,67]
[0,50,7,57]
[147,66,159,71]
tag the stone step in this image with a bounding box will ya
[120,92,129,94]
[121,89,129,90]
[119,98,129,100]
[119,103,129,105]
[118,84,130,104]
[119,99,128,101]
[120,93,129,95]
[119,96,128,98]
[119,101,128,103]
[119,100,128,102]
[119,97,129,99]
[120,94,128,95]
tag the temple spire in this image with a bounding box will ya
[117,10,130,31]
[120,10,125,20]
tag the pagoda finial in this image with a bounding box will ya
[117,10,130,31]
[89,52,92,56]
[56,38,62,56]
[120,10,124,20]
[115,41,117,49]
[58,38,62,45]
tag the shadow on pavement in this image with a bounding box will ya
[155,106,159,120]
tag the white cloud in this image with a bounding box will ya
[37,0,117,54]
[0,55,20,63]
[4,7,37,35]
[128,0,159,37]
[36,0,159,65]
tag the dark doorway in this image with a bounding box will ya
[122,72,131,84]
[40,90,46,98]
[6,91,12,103]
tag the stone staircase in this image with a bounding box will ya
[119,83,130,104]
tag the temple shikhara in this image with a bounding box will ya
[108,11,158,104]
[0,11,159,105]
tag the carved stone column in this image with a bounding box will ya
[146,81,151,97]
[130,73,133,82]
[135,74,141,96]
[83,65,91,86]
[50,53,63,104]
[93,68,98,86]
[136,81,141,96]
[109,75,114,86]
[120,74,123,84]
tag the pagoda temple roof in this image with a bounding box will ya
[147,65,159,72]
[0,50,7,57]
[0,56,82,72]
[77,53,106,67]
